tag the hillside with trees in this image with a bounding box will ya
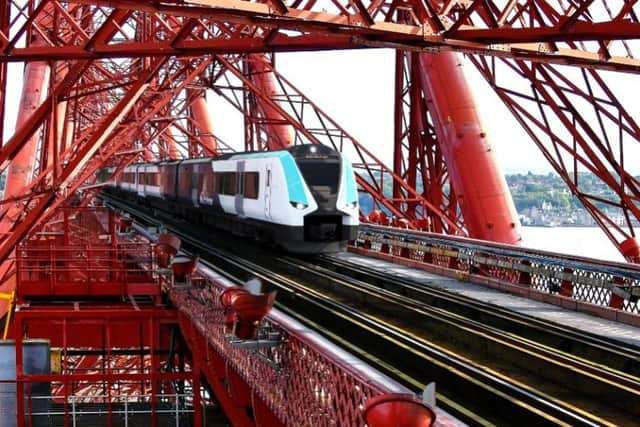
[358,171,633,227]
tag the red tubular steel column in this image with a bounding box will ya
[164,126,182,160]
[189,90,218,155]
[47,63,69,172]
[0,2,8,144]
[3,46,50,201]
[143,148,156,162]
[0,38,50,317]
[247,54,295,149]
[419,52,521,244]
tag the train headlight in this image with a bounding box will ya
[290,202,307,210]
[345,201,358,209]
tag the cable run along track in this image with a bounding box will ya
[104,194,640,425]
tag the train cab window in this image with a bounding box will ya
[296,161,340,194]
[244,172,259,199]
[215,173,223,194]
[238,174,244,196]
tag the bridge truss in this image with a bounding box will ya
[0,0,638,300]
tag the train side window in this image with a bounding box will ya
[147,172,158,186]
[218,172,236,195]
[244,172,259,199]
[215,173,223,194]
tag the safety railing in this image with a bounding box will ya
[354,224,640,316]
[0,389,195,427]
[16,241,159,298]
[169,267,414,427]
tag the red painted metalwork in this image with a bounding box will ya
[8,207,201,427]
[0,1,639,420]
[188,89,218,155]
[0,35,50,314]
[417,52,521,244]
[213,55,466,233]
[0,1,637,72]
[16,208,160,300]
[169,262,425,427]
[469,54,640,262]
[0,0,636,271]
[13,305,197,427]
[220,286,277,339]
[363,393,436,427]
[354,225,640,322]
[246,54,296,150]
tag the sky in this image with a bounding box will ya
[207,49,552,174]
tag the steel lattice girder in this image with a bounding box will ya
[469,54,640,261]
[0,0,637,264]
[0,56,218,268]
[13,304,201,426]
[212,54,468,232]
[0,1,638,72]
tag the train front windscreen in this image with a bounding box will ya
[296,161,340,196]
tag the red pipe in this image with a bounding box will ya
[189,90,217,155]
[419,52,521,244]
[247,54,295,149]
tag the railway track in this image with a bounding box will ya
[104,195,640,425]
[316,254,640,372]
[274,254,640,424]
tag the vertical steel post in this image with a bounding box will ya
[392,50,405,210]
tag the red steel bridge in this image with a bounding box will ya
[0,1,639,426]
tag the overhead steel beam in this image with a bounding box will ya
[0,1,638,72]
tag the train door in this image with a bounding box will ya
[137,165,145,197]
[264,162,272,220]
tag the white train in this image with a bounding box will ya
[101,145,360,253]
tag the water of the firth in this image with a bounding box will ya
[521,226,625,263]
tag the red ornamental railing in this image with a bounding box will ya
[353,225,640,318]
[168,263,427,427]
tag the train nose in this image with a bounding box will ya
[304,215,341,241]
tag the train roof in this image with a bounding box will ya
[121,145,341,168]
[217,144,341,161]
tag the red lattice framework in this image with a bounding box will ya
[354,225,640,319]
[0,0,638,284]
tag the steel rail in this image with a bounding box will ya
[316,255,640,372]
[102,195,607,426]
[276,254,640,420]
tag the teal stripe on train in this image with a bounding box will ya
[229,151,308,205]
[342,155,358,204]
